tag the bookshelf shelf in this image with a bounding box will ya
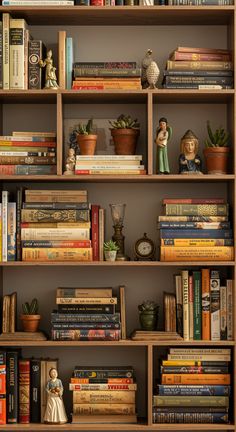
[0,340,234,347]
[0,261,234,267]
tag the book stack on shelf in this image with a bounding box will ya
[51,287,121,341]
[72,62,142,91]
[162,47,234,89]
[164,268,233,341]
[70,365,137,424]
[0,132,57,176]
[158,198,234,261]
[153,348,231,424]
[75,155,145,175]
[2,0,74,5]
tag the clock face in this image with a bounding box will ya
[137,241,153,256]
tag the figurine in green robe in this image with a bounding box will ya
[155,117,172,174]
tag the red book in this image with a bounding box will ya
[0,141,56,147]
[162,198,225,204]
[170,51,231,62]
[90,0,104,4]
[73,86,104,90]
[0,352,6,425]
[91,204,100,261]
[19,360,30,424]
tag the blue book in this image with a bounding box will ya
[160,229,233,239]
[66,37,74,90]
[158,222,230,229]
[157,385,231,396]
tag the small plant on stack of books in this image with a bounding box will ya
[20,298,41,332]
[109,115,140,156]
[103,240,119,261]
[75,119,98,156]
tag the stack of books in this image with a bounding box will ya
[153,348,231,424]
[164,268,233,341]
[0,132,57,176]
[158,198,234,261]
[162,47,233,89]
[70,365,137,424]
[2,1,74,6]
[72,62,142,91]
[75,155,145,175]
[51,287,121,341]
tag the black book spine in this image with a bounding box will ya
[16,188,23,261]
[6,351,18,424]
[58,304,115,314]
[73,370,133,379]
[30,359,41,423]
[28,40,45,89]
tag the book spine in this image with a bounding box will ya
[66,37,73,90]
[73,403,135,415]
[73,369,133,379]
[153,406,228,413]
[160,246,234,261]
[56,287,112,297]
[160,229,232,239]
[169,348,230,354]
[164,76,233,85]
[167,60,233,70]
[201,268,210,340]
[193,271,201,340]
[76,155,142,161]
[161,238,233,247]
[28,40,44,89]
[91,204,99,261]
[152,412,228,424]
[220,286,227,340]
[69,383,137,391]
[119,286,126,340]
[167,354,230,361]
[0,23,3,89]
[57,304,115,314]
[171,52,231,61]
[159,221,229,229]
[21,209,90,223]
[0,165,57,175]
[163,83,231,89]
[23,29,29,90]
[0,353,6,425]
[73,62,137,69]
[30,359,41,423]
[52,322,120,329]
[21,228,90,241]
[160,366,229,374]
[99,208,105,261]
[158,216,228,222]
[0,205,2,262]
[19,360,30,423]
[0,141,56,147]
[22,203,89,210]
[75,169,145,175]
[22,240,91,248]
[72,390,135,404]
[51,312,120,322]
[6,352,18,424]
[7,202,16,261]
[16,188,23,261]
[58,30,66,89]
[56,297,117,305]
[182,270,189,340]
[3,14,10,90]
[162,198,226,204]
[74,68,141,77]
[73,84,141,90]
[2,191,8,262]
[51,329,120,341]
[22,247,93,261]
[226,279,233,340]
[71,377,133,384]
[75,165,144,170]
[188,274,194,340]
[9,19,27,89]
[157,384,230,396]
[210,271,221,341]
[0,156,56,165]
[154,395,229,406]
[164,204,228,216]
[162,360,229,366]
[175,274,183,337]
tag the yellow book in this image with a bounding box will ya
[160,246,234,261]
[22,247,93,262]
[161,239,232,247]
[161,374,230,385]
[56,297,117,305]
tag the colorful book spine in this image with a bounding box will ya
[160,366,229,374]
[56,297,117,305]
[71,377,133,384]
[0,165,57,175]
[7,202,16,261]
[56,287,112,297]
[21,209,90,223]
[226,279,233,340]
[99,208,105,261]
[154,394,229,405]
[3,13,10,90]
[30,359,41,423]
[188,273,194,340]
[159,221,230,229]
[19,359,30,424]
[182,270,189,341]
[51,312,120,322]
[161,239,233,247]
[52,322,120,329]
[51,329,120,341]
[28,40,45,89]
[6,351,18,424]
[164,203,228,216]
[22,202,89,210]
[22,240,91,248]
[73,403,135,415]
[91,204,100,261]
[153,412,229,424]
[21,228,90,241]
[22,247,93,261]
[201,268,211,340]
[175,274,183,337]
[160,229,232,239]
[160,246,234,261]
[193,271,201,340]
[166,60,233,70]
[157,384,230,396]
[66,37,73,90]
[69,383,137,391]
[220,286,227,340]
[57,304,115,314]
[9,19,27,89]
[210,270,220,341]
[73,369,133,379]
[72,390,135,404]
[0,352,6,425]
[161,374,230,385]
[0,22,3,89]
[171,52,231,61]
[2,191,9,262]
[164,76,233,86]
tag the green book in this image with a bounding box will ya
[153,396,229,407]
[193,271,201,340]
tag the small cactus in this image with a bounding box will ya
[205,120,230,148]
[109,115,140,130]
[22,298,39,315]
[76,118,94,136]
[103,240,119,252]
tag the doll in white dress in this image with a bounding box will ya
[44,368,67,424]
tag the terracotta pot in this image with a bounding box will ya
[77,134,97,155]
[203,147,230,174]
[111,129,140,155]
[20,314,41,332]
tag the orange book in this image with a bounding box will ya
[161,374,230,385]
[71,378,134,384]
[160,246,234,262]
[202,268,210,340]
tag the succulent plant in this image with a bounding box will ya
[205,121,230,148]
[138,300,159,312]
[109,114,140,130]
[76,118,94,136]
[22,298,39,315]
[103,240,120,252]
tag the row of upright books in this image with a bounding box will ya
[153,348,231,424]
[164,268,233,341]
[158,198,234,261]
[0,351,57,425]
[51,286,126,341]
[163,47,234,89]
[1,188,105,262]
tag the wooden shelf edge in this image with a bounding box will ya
[0,340,234,347]
[1,261,235,267]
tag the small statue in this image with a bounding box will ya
[44,368,67,424]
[39,49,59,90]
[155,117,172,174]
[141,49,153,89]
[179,129,203,174]
[64,147,76,175]
[146,60,160,89]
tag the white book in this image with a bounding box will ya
[210,270,220,341]
[2,191,9,262]
[99,208,105,262]
[226,279,233,341]
[169,348,231,354]
[76,155,143,161]
[21,228,90,241]
[3,13,10,90]
[181,270,189,341]
[58,31,66,89]
[220,286,227,340]
[75,165,145,170]
[10,19,28,90]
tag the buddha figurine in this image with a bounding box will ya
[179,129,203,174]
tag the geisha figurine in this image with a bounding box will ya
[179,129,203,174]
[39,49,59,90]
[44,368,67,424]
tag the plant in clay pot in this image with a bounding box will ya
[21,298,41,332]
[109,114,140,155]
[203,121,230,174]
[76,118,97,155]
[138,300,159,331]
[103,240,119,262]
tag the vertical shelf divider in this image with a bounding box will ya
[147,92,153,175]
[57,92,63,176]
[147,344,153,426]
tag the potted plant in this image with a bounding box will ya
[76,118,97,155]
[109,114,140,155]
[138,300,159,331]
[203,121,230,174]
[20,298,41,332]
[103,240,119,261]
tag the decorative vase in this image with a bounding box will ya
[203,147,230,174]
[104,251,117,261]
[146,61,160,89]
[20,314,41,332]
[139,311,158,331]
[77,134,97,155]
[111,129,140,155]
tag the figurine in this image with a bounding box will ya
[141,49,153,89]
[39,49,59,90]
[146,60,160,89]
[44,368,67,424]
[179,129,203,174]
[155,117,172,174]
[64,147,76,175]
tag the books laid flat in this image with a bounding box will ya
[131,331,183,341]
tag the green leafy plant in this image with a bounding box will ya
[76,118,94,136]
[103,240,119,252]
[22,298,39,315]
[109,114,140,130]
[205,120,230,148]
[138,300,159,312]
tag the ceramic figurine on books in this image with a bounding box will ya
[44,368,67,424]
[179,129,203,174]
[64,147,76,175]
[39,49,59,90]
[155,117,172,174]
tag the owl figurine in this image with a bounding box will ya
[141,49,153,89]
[146,60,160,89]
